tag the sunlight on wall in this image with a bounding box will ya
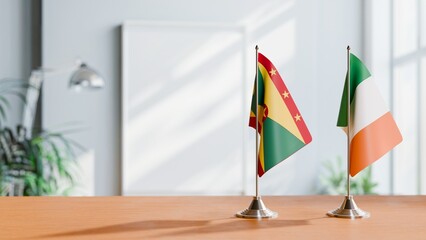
[41,0,365,196]
[172,31,243,79]
[393,63,419,194]
[242,0,294,29]
[258,19,295,66]
[366,0,426,195]
[123,1,298,195]
[121,0,360,196]
[393,0,418,58]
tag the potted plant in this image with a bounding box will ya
[0,79,80,196]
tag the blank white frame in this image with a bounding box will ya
[121,21,249,195]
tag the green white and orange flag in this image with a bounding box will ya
[249,53,312,177]
[337,53,403,177]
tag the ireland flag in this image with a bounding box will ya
[249,53,312,177]
[337,53,403,176]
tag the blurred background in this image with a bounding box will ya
[0,0,424,196]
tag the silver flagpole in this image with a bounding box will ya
[347,45,351,198]
[236,45,277,219]
[255,45,259,198]
[327,46,369,219]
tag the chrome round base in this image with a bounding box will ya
[327,195,370,219]
[236,197,278,219]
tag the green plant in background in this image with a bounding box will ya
[0,78,81,196]
[319,156,378,195]
[0,125,82,196]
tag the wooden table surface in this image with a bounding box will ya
[1,195,425,240]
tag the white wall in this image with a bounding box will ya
[365,0,426,195]
[0,0,32,127]
[315,1,364,191]
[42,0,363,195]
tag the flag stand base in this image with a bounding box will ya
[327,195,370,219]
[236,196,278,219]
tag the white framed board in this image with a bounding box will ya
[121,21,249,195]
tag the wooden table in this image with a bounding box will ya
[1,196,425,239]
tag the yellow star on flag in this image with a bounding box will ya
[269,68,277,76]
[282,91,290,98]
[294,114,301,122]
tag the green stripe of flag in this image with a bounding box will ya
[251,68,265,113]
[262,117,305,171]
[337,53,372,127]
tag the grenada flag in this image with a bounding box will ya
[337,53,402,176]
[249,53,312,177]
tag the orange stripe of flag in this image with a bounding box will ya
[350,112,403,176]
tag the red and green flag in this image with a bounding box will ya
[249,53,312,177]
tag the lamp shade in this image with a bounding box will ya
[69,63,104,90]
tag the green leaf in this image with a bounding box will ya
[0,121,80,196]
[0,106,7,122]
[0,96,11,108]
